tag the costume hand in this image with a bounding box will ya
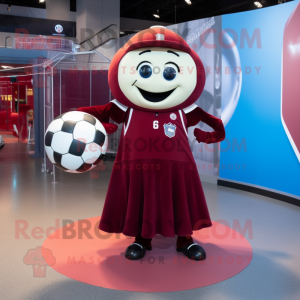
[194,128,208,143]
[102,123,118,134]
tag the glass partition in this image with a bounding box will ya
[45,51,116,182]
[0,50,116,183]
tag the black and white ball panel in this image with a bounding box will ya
[61,121,77,134]
[69,139,86,156]
[92,154,104,166]
[94,130,105,147]
[61,154,84,170]
[45,146,55,164]
[73,121,96,144]
[76,163,94,173]
[101,133,108,154]
[51,132,73,154]
[53,151,63,165]
[84,114,96,125]
[45,111,107,173]
[61,111,85,122]
[46,118,64,133]
[82,142,102,164]
[65,166,96,174]
[45,131,54,147]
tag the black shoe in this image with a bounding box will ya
[125,242,152,260]
[176,243,206,261]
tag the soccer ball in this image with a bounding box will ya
[0,135,5,150]
[44,111,107,173]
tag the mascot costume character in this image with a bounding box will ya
[78,26,225,261]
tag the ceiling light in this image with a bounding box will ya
[39,0,45,3]
[185,0,192,5]
[2,66,13,69]
[153,9,160,18]
[120,31,124,34]
[254,2,263,8]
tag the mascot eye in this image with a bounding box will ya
[163,66,177,81]
[139,64,152,79]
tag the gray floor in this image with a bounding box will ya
[1,138,300,300]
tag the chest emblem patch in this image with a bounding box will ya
[163,123,176,138]
[170,113,177,120]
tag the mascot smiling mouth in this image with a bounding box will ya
[137,87,176,102]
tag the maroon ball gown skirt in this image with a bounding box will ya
[99,159,212,239]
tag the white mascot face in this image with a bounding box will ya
[118,47,197,110]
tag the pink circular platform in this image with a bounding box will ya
[43,216,253,292]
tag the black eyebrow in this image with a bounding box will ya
[167,50,179,57]
[165,61,180,73]
[136,61,152,70]
[139,50,151,55]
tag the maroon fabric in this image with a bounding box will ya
[77,102,124,134]
[186,107,226,144]
[99,160,212,239]
[102,123,118,135]
[114,108,194,164]
[177,235,194,249]
[193,128,208,144]
[77,102,225,239]
[77,103,111,123]
[194,122,225,144]
[123,27,190,54]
